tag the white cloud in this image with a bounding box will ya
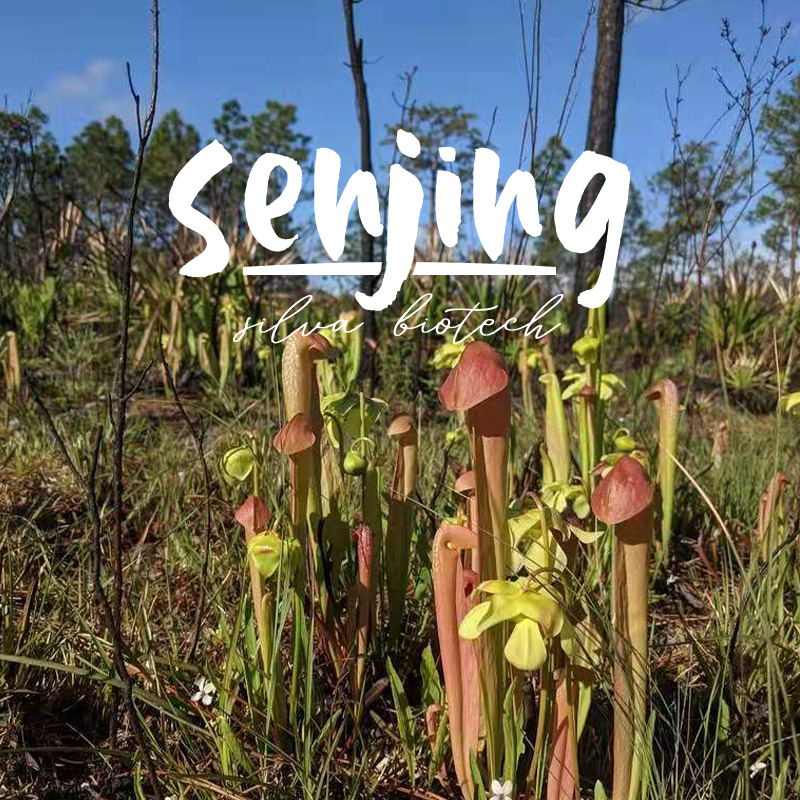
[49,58,118,101]
[38,58,133,123]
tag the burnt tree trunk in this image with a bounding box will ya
[570,0,625,336]
[342,0,378,389]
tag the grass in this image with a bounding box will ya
[2,285,800,800]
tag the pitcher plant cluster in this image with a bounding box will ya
[218,298,682,800]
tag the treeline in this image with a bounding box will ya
[1,72,799,329]
[0,100,311,282]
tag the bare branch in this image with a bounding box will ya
[158,333,214,663]
[106,1,166,797]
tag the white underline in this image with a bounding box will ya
[243,262,383,276]
[242,262,556,277]
[414,262,556,276]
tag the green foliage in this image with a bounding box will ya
[64,116,133,220]
[383,103,485,198]
[142,109,201,230]
[756,73,800,273]
[320,384,388,449]
[386,657,417,785]
[211,98,310,245]
[0,106,61,274]
[530,136,573,265]
[702,273,771,355]
[3,276,57,348]
[420,645,443,708]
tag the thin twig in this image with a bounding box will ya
[158,334,214,662]
[106,1,165,797]
[28,378,164,799]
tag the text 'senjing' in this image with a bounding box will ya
[169,129,630,311]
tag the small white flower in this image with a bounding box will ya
[191,675,216,706]
[490,778,513,800]
[750,759,768,778]
[666,573,678,586]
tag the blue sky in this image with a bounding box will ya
[3,0,798,232]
